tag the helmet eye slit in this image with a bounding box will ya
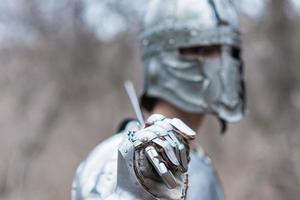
[178,45,221,60]
[231,47,241,60]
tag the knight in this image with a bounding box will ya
[72,0,245,199]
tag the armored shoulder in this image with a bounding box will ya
[72,120,140,200]
[72,134,125,200]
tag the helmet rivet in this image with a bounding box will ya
[141,137,148,142]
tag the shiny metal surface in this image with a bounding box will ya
[124,80,145,126]
[166,118,196,140]
[72,136,223,200]
[72,117,223,200]
[124,115,191,198]
[140,0,246,123]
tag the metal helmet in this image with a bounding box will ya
[139,0,246,124]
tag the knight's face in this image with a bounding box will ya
[178,45,221,60]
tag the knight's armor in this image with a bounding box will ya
[72,117,223,200]
[72,0,245,199]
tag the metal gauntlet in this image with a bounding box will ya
[117,114,196,200]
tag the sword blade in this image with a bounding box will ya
[124,80,145,126]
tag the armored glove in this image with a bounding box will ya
[117,114,196,200]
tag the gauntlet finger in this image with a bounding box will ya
[144,146,177,189]
[165,118,196,140]
[164,135,179,159]
[167,131,188,172]
[152,138,180,167]
[178,143,188,172]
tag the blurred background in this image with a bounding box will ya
[0,0,299,199]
